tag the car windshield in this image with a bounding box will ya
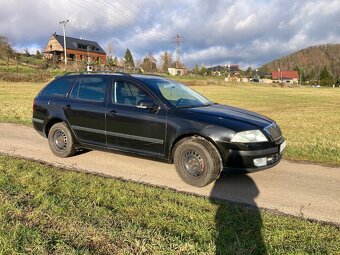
[140,77,212,108]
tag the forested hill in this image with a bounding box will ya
[260,44,340,79]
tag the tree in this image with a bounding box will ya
[140,52,157,72]
[319,66,333,87]
[0,35,14,67]
[200,64,206,76]
[307,67,317,82]
[160,51,172,73]
[124,48,135,68]
[106,42,115,66]
[36,50,42,59]
[245,66,253,77]
[23,47,31,57]
[193,64,200,76]
[112,56,118,66]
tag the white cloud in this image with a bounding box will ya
[0,0,339,68]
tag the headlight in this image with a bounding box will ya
[231,130,268,143]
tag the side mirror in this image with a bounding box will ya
[136,99,157,109]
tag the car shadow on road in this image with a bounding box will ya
[210,171,267,254]
[74,148,91,157]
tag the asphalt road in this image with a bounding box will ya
[0,123,339,225]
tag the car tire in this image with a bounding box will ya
[48,122,76,158]
[174,137,222,187]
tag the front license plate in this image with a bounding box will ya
[280,140,287,153]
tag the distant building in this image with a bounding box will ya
[168,67,188,76]
[43,33,106,64]
[272,70,299,83]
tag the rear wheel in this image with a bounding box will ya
[174,137,222,187]
[48,122,76,158]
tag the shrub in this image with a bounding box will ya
[0,72,52,82]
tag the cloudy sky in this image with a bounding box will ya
[1,0,339,68]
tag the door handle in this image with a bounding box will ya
[107,110,117,116]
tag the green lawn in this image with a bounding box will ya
[0,155,339,254]
[0,80,339,166]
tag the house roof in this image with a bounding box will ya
[53,34,106,54]
[272,70,299,79]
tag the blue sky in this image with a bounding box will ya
[0,0,339,69]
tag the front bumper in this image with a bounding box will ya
[222,139,286,173]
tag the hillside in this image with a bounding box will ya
[260,44,340,80]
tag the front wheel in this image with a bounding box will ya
[48,122,76,158]
[173,137,222,187]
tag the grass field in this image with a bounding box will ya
[1,80,339,166]
[0,155,339,254]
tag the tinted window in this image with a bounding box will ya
[70,77,108,102]
[40,77,76,97]
[112,81,153,106]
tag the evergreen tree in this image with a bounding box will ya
[124,48,135,68]
[113,56,118,66]
[36,50,42,59]
[246,67,253,77]
[307,68,317,82]
[319,66,333,87]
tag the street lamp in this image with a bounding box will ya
[59,19,69,68]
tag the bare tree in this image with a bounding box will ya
[106,42,115,66]
[0,35,15,67]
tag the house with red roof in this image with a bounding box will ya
[271,70,299,83]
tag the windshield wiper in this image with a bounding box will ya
[176,103,212,109]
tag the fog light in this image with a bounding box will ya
[253,157,267,167]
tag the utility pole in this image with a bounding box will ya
[59,19,69,68]
[171,34,184,69]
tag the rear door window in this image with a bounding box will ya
[70,77,108,102]
[40,77,76,97]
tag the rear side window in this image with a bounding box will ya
[70,77,108,102]
[40,77,76,97]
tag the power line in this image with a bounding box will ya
[67,0,174,55]
[68,0,129,26]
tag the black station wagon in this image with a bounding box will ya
[33,73,286,187]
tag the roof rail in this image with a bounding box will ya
[62,72,83,76]
[141,73,165,78]
[114,71,133,77]
[58,71,137,77]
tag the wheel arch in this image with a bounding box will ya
[44,118,77,142]
[169,132,223,165]
[44,118,64,137]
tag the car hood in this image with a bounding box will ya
[182,103,273,129]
